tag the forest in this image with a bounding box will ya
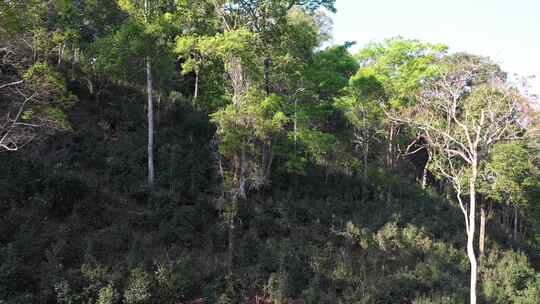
[1,1,539,303]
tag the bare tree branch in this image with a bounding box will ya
[0,80,24,89]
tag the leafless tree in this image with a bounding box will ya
[1,41,35,152]
[0,87,39,152]
[1,37,74,153]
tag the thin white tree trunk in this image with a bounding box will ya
[146,57,155,189]
[294,98,297,152]
[387,124,394,167]
[58,44,64,66]
[421,152,430,189]
[144,0,155,190]
[193,69,199,103]
[467,161,478,304]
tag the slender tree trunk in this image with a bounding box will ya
[505,202,513,238]
[264,140,274,183]
[144,0,155,190]
[32,33,37,63]
[362,142,369,197]
[229,56,247,107]
[58,44,64,66]
[73,47,79,64]
[193,69,199,103]
[227,199,237,275]
[293,98,298,152]
[421,152,430,189]
[421,165,428,189]
[468,161,479,304]
[157,92,161,127]
[238,146,247,199]
[264,57,271,96]
[479,200,487,262]
[146,57,155,190]
[387,124,394,167]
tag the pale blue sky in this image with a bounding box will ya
[331,0,540,96]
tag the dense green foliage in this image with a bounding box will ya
[1,1,539,303]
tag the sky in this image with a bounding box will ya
[330,0,540,96]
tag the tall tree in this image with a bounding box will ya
[397,54,524,304]
[142,0,155,189]
[98,0,185,189]
[176,0,337,275]
[336,73,385,194]
[176,0,337,196]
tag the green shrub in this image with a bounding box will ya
[265,271,288,304]
[80,262,111,303]
[124,267,152,304]
[154,256,198,303]
[55,279,77,304]
[97,283,119,304]
[482,249,540,304]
